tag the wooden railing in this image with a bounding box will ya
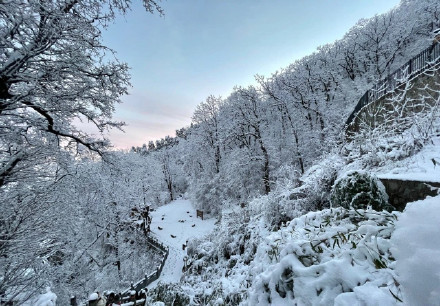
[345,42,440,127]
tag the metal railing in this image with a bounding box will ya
[345,42,440,127]
[120,235,169,296]
[71,234,169,305]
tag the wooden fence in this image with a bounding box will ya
[196,209,204,220]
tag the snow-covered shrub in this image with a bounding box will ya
[246,154,343,231]
[252,192,298,231]
[331,171,392,212]
[181,208,262,305]
[344,127,429,169]
[24,287,57,306]
[247,207,402,305]
[272,165,301,190]
[189,175,224,216]
[292,154,344,212]
[147,283,191,306]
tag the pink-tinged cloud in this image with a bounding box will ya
[107,89,195,149]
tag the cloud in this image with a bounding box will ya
[107,89,194,148]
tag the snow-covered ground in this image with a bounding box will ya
[147,199,217,287]
[376,136,440,182]
[22,288,57,306]
[391,194,440,305]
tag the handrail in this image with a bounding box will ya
[72,234,169,305]
[345,42,440,128]
[120,234,169,296]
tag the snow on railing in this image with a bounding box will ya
[345,42,440,128]
[120,234,169,295]
[73,235,169,305]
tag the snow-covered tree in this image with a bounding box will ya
[0,0,163,303]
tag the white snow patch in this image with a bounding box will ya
[147,199,216,286]
[376,136,440,182]
[24,287,57,306]
[391,195,440,305]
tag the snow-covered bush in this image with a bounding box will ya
[331,171,392,212]
[251,192,299,231]
[247,207,402,305]
[180,208,262,305]
[146,283,191,306]
[189,175,224,216]
[26,288,57,306]
[292,154,344,211]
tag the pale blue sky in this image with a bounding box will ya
[102,0,400,149]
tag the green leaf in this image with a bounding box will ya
[373,258,387,269]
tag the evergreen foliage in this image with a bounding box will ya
[331,171,393,212]
[147,283,191,306]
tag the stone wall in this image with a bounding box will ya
[379,178,440,211]
[347,66,440,135]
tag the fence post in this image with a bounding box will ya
[196,210,204,220]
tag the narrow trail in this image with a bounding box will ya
[147,199,216,288]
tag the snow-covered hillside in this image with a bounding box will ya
[144,137,440,305]
[4,1,440,305]
[375,136,440,183]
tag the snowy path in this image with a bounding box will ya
[147,199,216,287]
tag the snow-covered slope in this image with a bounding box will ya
[148,199,217,286]
[375,136,440,182]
